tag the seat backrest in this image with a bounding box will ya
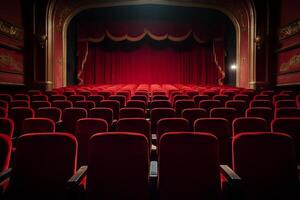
[68,95,85,104]
[52,100,73,111]
[87,95,104,107]
[31,95,48,102]
[0,134,12,172]
[245,107,273,126]
[75,118,108,166]
[275,100,297,109]
[194,118,231,165]
[0,100,8,110]
[61,108,87,135]
[250,100,273,108]
[181,108,208,130]
[116,118,150,142]
[88,108,113,128]
[0,94,12,103]
[199,100,222,112]
[174,100,195,117]
[272,118,300,165]
[87,132,149,200]
[0,107,7,118]
[150,100,171,109]
[150,108,176,134]
[49,95,67,102]
[232,132,298,199]
[14,94,30,101]
[232,117,268,136]
[225,100,248,117]
[31,101,51,112]
[158,132,220,200]
[172,95,190,106]
[210,107,237,125]
[74,100,95,111]
[273,94,293,104]
[275,108,300,118]
[0,118,14,138]
[193,95,211,106]
[98,100,120,119]
[131,95,147,103]
[109,95,126,108]
[120,107,145,118]
[22,118,55,134]
[152,95,169,101]
[254,95,272,101]
[10,100,29,108]
[8,132,77,199]
[36,107,62,123]
[212,95,230,106]
[156,118,189,140]
[126,100,146,110]
[97,91,112,100]
[9,107,35,138]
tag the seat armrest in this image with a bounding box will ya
[0,168,12,184]
[149,161,158,198]
[67,165,87,188]
[220,165,241,182]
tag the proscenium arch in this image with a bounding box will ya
[47,0,255,89]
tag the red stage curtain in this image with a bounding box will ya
[81,41,219,84]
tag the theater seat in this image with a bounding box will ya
[75,118,108,166]
[36,107,62,123]
[52,100,73,111]
[31,101,51,112]
[150,100,172,109]
[174,100,195,117]
[275,108,300,118]
[98,100,120,119]
[9,107,35,138]
[158,132,241,200]
[0,134,12,195]
[74,100,95,111]
[232,117,268,136]
[156,118,189,140]
[88,108,113,129]
[120,107,145,118]
[232,132,299,199]
[2,132,77,200]
[22,118,55,134]
[245,107,273,128]
[126,100,146,110]
[150,108,176,135]
[71,132,150,200]
[194,118,231,165]
[0,108,7,118]
[0,118,14,138]
[59,108,87,135]
[181,108,208,130]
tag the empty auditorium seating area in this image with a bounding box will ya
[0,83,300,199]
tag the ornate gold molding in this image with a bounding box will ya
[0,54,23,73]
[0,19,23,41]
[279,18,300,40]
[279,53,300,73]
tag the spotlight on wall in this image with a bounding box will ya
[230,64,236,70]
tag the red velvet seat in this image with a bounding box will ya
[131,95,148,103]
[4,132,77,199]
[31,101,51,112]
[116,91,130,101]
[22,118,55,134]
[52,100,73,111]
[272,118,300,165]
[249,100,273,108]
[186,90,199,98]
[116,118,150,143]
[0,134,12,172]
[150,100,172,109]
[98,100,120,119]
[273,94,294,104]
[44,91,58,97]
[174,100,195,117]
[36,107,62,123]
[233,94,251,105]
[193,95,211,106]
[0,100,8,110]
[10,100,29,108]
[78,90,92,98]
[87,132,149,200]
[275,108,300,118]
[172,94,190,106]
[8,107,34,138]
[60,108,87,135]
[49,95,67,102]
[181,108,208,130]
[109,95,126,108]
[232,132,299,199]
[152,95,169,101]
[213,95,230,107]
[88,108,113,129]
[232,117,268,136]
[199,100,222,112]
[150,108,176,135]
[0,108,7,118]
[194,118,231,165]
[210,107,237,125]
[31,95,48,102]
[74,100,95,111]
[260,90,275,96]
[0,118,14,138]
[225,100,248,117]
[75,118,108,166]
[156,118,189,140]
[97,91,112,100]
[275,100,297,109]
[87,95,104,107]
[126,100,146,110]
[120,107,145,118]
[158,132,224,200]
[253,95,272,101]
[135,91,148,97]
[245,107,273,127]
[27,90,41,96]
[153,91,166,96]
[0,94,12,103]
[63,91,76,97]
[13,94,30,101]
[68,95,85,104]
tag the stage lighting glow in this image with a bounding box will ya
[230,64,236,70]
